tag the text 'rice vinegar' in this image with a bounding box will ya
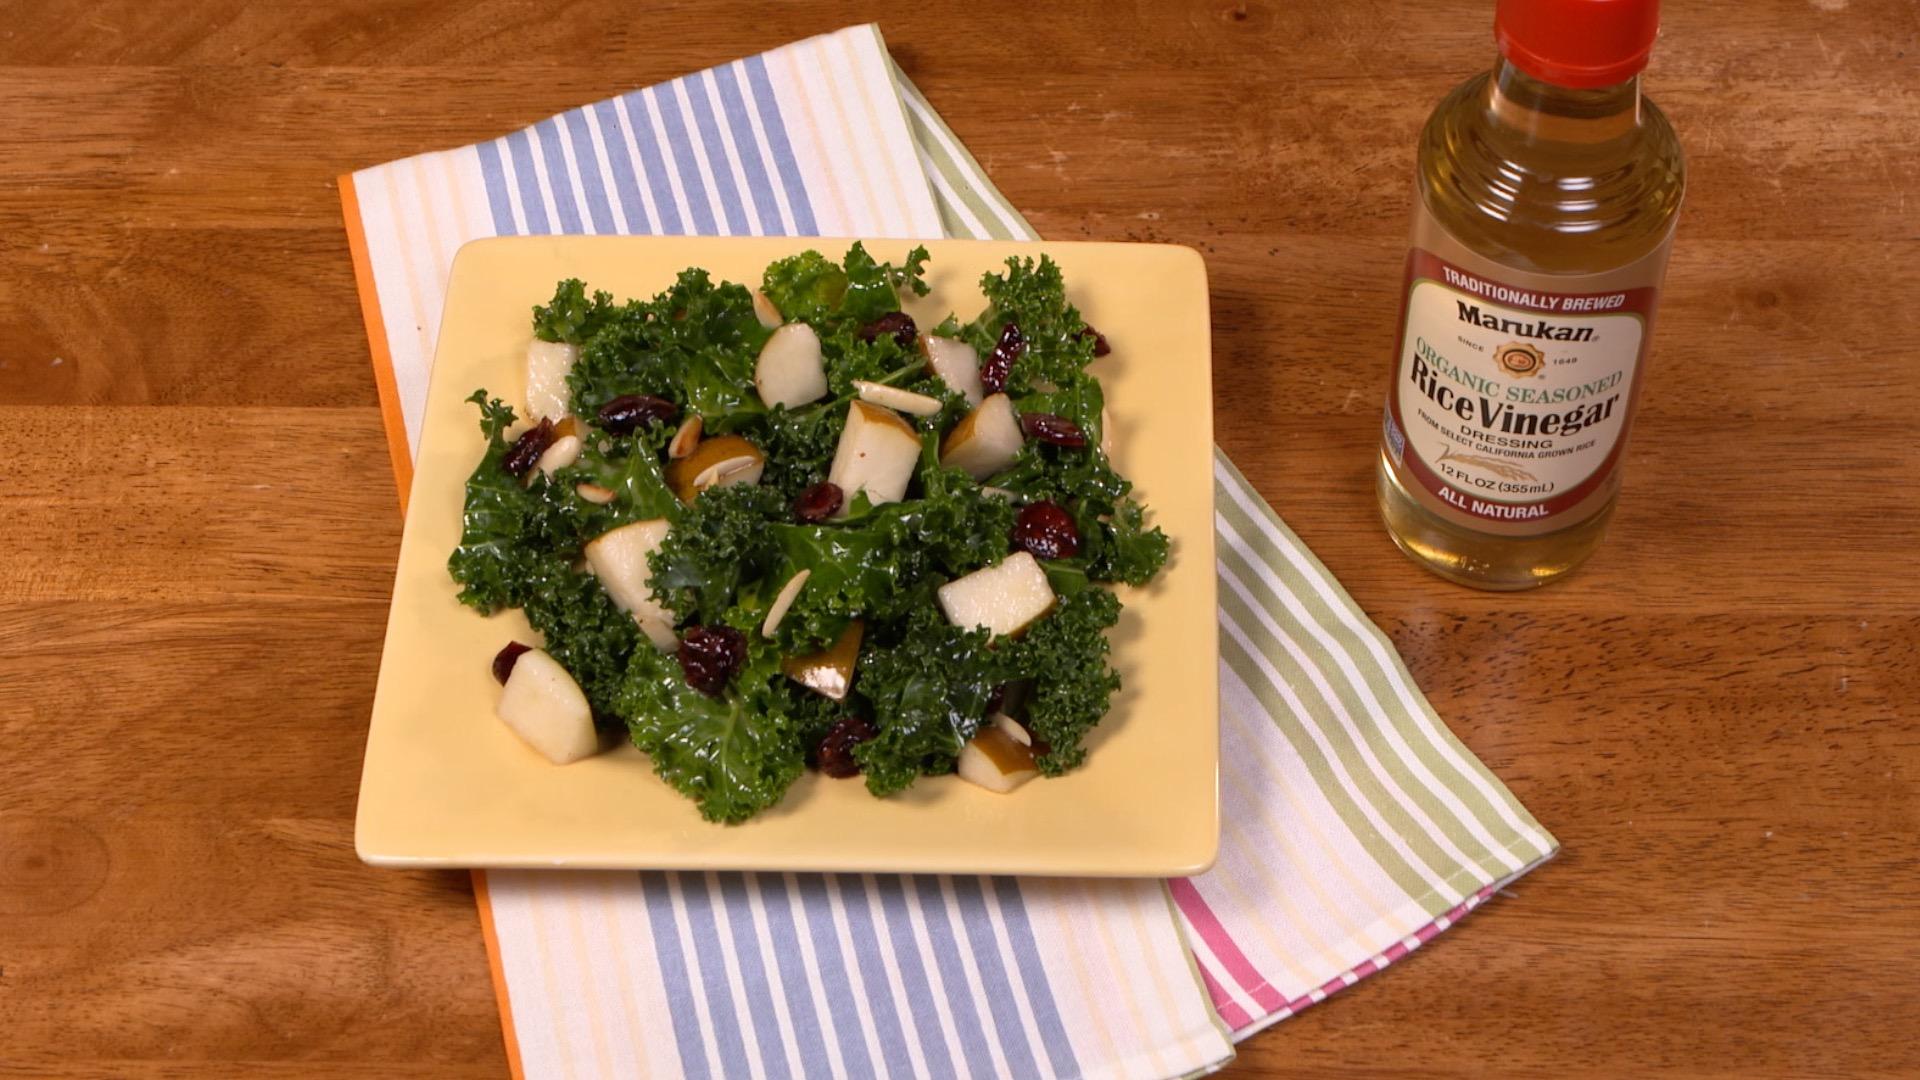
[1378,0,1685,589]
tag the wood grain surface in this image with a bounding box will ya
[2,1,1916,1077]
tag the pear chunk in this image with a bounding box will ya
[827,400,921,510]
[783,620,864,701]
[755,323,828,408]
[583,520,678,650]
[937,552,1055,639]
[922,335,984,407]
[956,719,1039,793]
[496,648,598,765]
[666,435,767,503]
[938,394,1023,481]
[524,339,579,422]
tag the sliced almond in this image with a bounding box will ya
[536,434,583,478]
[666,435,766,503]
[852,379,943,417]
[690,454,763,493]
[552,416,581,440]
[1100,404,1114,456]
[668,415,703,460]
[992,713,1032,747]
[980,486,1019,501]
[760,569,812,638]
[576,482,616,505]
[752,289,783,329]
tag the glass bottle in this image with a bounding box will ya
[1377,0,1685,589]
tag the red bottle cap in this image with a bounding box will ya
[1495,0,1660,89]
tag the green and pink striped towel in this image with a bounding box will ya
[342,24,1557,1079]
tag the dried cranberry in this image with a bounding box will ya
[979,322,1025,395]
[813,715,878,778]
[491,641,534,685]
[503,418,555,476]
[597,394,679,435]
[1011,500,1082,560]
[1021,412,1088,449]
[794,481,843,523]
[1080,324,1111,357]
[677,625,747,696]
[858,311,919,350]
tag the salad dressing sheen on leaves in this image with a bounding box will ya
[1376,0,1684,589]
[448,244,1168,822]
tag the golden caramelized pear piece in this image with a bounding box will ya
[781,620,864,701]
[665,434,766,503]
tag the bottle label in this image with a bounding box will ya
[1383,248,1659,531]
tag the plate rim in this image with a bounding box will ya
[355,234,1219,877]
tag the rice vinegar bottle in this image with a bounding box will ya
[1377,0,1684,589]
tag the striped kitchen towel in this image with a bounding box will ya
[341,24,1558,1079]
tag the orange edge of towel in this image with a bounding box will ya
[338,172,416,515]
[471,869,529,1080]
[339,173,523,1080]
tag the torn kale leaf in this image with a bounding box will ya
[619,643,808,824]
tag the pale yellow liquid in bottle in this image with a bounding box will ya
[1378,57,1685,589]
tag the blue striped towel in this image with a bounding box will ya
[343,23,1557,1079]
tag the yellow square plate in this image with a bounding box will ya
[355,236,1218,877]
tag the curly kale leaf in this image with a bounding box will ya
[554,423,679,526]
[763,523,912,651]
[985,438,1167,585]
[758,243,932,403]
[942,253,1169,585]
[853,580,1123,791]
[442,393,650,718]
[852,607,999,796]
[522,565,644,723]
[961,254,1099,395]
[533,279,619,344]
[759,250,846,326]
[1085,500,1170,586]
[762,242,929,330]
[751,403,846,500]
[447,391,689,615]
[994,587,1123,774]
[618,644,808,824]
[905,434,1019,573]
[565,268,770,427]
[645,483,788,625]
[760,441,1015,652]
[446,392,566,612]
[841,240,930,323]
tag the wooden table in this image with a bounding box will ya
[3,1,1915,1076]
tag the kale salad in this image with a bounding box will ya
[450,244,1169,824]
